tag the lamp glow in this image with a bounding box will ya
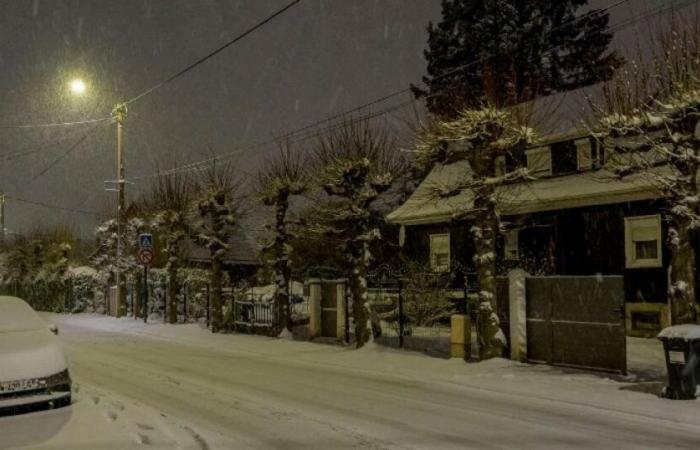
[69,79,86,95]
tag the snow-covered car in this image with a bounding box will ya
[0,296,71,415]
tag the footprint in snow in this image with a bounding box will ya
[133,432,151,445]
[184,426,210,450]
[104,410,118,422]
[113,401,125,411]
[91,395,100,405]
[136,423,155,431]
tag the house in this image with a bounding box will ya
[185,232,260,282]
[387,91,679,337]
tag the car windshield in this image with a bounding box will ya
[0,298,45,333]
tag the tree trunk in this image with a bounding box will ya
[472,194,505,360]
[274,200,292,332]
[348,242,370,348]
[210,255,223,332]
[668,218,698,324]
[167,261,178,324]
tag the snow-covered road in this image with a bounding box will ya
[3,314,700,449]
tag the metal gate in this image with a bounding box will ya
[321,283,338,337]
[526,276,627,374]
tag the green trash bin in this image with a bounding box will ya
[658,325,700,400]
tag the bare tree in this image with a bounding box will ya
[595,22,700,324]
[194,160,244,332]
[417,106,535,359]
[258,142,309,333]
[147,170,194,324]
[314,119,405,348]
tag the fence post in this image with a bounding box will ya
[344,280,350,344]
[182,281,189,323]
[206,284,211,329]
[398,277,404,349]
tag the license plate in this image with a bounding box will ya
[669,351,686,364]
[0,378,47,393]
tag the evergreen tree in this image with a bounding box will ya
[415,0,623,115]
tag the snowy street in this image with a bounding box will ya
[2,314,700,449]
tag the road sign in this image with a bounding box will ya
[138,233,154,250]
[137,248,154,266]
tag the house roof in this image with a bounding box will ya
[386,160,667,226]
[186,232,260,266]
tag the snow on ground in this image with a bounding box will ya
[2,313,699,449]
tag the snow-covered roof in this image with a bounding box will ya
[387,161,666,225]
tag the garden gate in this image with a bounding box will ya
[525,276,627,374]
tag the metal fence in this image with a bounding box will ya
[366,266,468,357]
[233,298,276,327]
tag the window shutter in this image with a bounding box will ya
[576,139,592,171]
[526,147,552,176]
[504,230,519,261]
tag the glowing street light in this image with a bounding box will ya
[69,78,86,95]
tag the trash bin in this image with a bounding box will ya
[657,324,700,400]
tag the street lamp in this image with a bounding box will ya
[68,80,128,318]
[69,78,86,95]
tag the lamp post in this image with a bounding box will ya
[70,78,128,317]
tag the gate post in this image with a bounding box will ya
[508,269,529,362]
[308,279,322,338]
[336,280,347,341]
[451,314,470,359]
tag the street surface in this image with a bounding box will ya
[2,314,700,449]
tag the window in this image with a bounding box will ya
[625,215,662,268]
[526,147,552,176]
[429,233,450,272]
[551,141,578,175]
[504,229,519,261]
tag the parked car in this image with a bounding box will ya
[0,296,71,416]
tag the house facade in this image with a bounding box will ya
[387,130,676,336]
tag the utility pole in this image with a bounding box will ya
[0,192,5,245]
[113,102,128,317]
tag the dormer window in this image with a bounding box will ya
[526,147,552,176]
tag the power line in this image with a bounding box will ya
[273,0,636,144]
[31,121,107,182]
[125,0,302,106]
[4,195,99,216]
[0,116,111,130]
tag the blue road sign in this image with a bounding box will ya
[138,233,154,250]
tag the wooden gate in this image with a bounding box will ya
[526,276,627,374]
[321,283,338,337]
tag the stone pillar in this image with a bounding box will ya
[336,280,347,341]
[508,269,529,362]
[451,314,470,359]
[308,279,322,338]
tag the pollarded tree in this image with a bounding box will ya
[314,120,405,348]
[147,170,194,324]
[417,106,535,358]
[415,0,622,115]
[92,211,147,315]
[194,161,243,333]
[258,142,309,333]
[596,25,700,324]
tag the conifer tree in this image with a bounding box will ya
[415,0,622,115]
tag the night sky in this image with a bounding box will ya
[0,0,688,236]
